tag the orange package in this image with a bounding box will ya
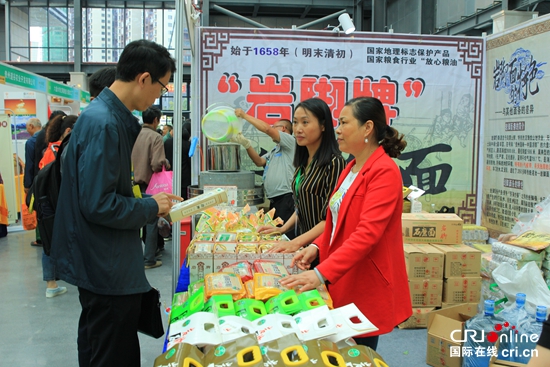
[204,272,247,301]
[253,273,286,301]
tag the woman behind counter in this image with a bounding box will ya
[261,98,346,253]
[280,96,412,351]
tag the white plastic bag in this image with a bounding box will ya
[492,262,550,310]
[512,195,550,235]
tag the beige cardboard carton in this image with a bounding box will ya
[426,303,478,367]
[441,302,479,309]
[432,244,482,278]
[404,243,445,279]
[213,242,238,273]
[408,279,443,307]
[167,188,228,222]
[402,213,463,245]
[398,307,436,329]
[188,242,214,283]
[443,277,482,304]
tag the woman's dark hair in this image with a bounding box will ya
[49,110,66,121]
[116,39,176,84]
[46,115,78,143]
[293,98,341,168]
[345,97,407,158]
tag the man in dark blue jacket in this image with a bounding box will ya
[51,39,180,367]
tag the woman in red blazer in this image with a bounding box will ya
[280,97,412,350]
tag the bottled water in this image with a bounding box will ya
[497,293,531,361]
[511,305,547,364]
[463,300,504,367]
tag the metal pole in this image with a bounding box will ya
[296,9,347,30]
[5,1,10,61]
[172,0,185,294]
[73,0,82,71]
[211,4,269,28]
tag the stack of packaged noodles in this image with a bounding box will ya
[187,206,299,283]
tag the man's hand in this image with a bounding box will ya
[230,132,252,149]
[152,193,183,217]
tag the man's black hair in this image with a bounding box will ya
[88,67,116,98]
[142,106,162,125]
[115,39,176,83]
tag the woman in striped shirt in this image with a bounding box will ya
[262,98,346,253]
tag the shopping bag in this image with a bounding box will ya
[145,166,173,195]
[21,202,37,230]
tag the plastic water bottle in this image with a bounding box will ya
[511,305,547,364]
[463,300,504,367]
[497,293,530,361]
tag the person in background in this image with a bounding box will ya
[51,39,180,367]
[162,124,172,142]
[280,97,412,351]
[132,105,170,269]
[24,117,42,247]
[39,115,78,169]
[38,114,77,298]
[231,110,296,238]
[24,118,42,193]
[260,98,345,251]
[33,111,66,179]
[527,315,550,367]
[88,67,116,100]
[164,120,192,200]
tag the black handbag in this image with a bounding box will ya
[138,287,164,339]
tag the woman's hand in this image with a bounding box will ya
[279,270,320,293]
[257,225,280,235]
[290,246,318,269]
[267,239,302,253]
[235,108,246,119]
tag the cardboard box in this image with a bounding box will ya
[443,277,482,304]
[408,279,443,307]
[188,242,214,282]
[398,307,435,329]
[432,244,482,277]
[213,253,237,273]
[441,302,479,309]
[402,213,463,245]
[426,303,478,367]
[167,188,228,222]
[188,253,214,283]
[404,243,444,279]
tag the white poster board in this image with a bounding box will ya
[482,16,550,237]
[197,28,484,221]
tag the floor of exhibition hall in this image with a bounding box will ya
[0,230,427,366]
